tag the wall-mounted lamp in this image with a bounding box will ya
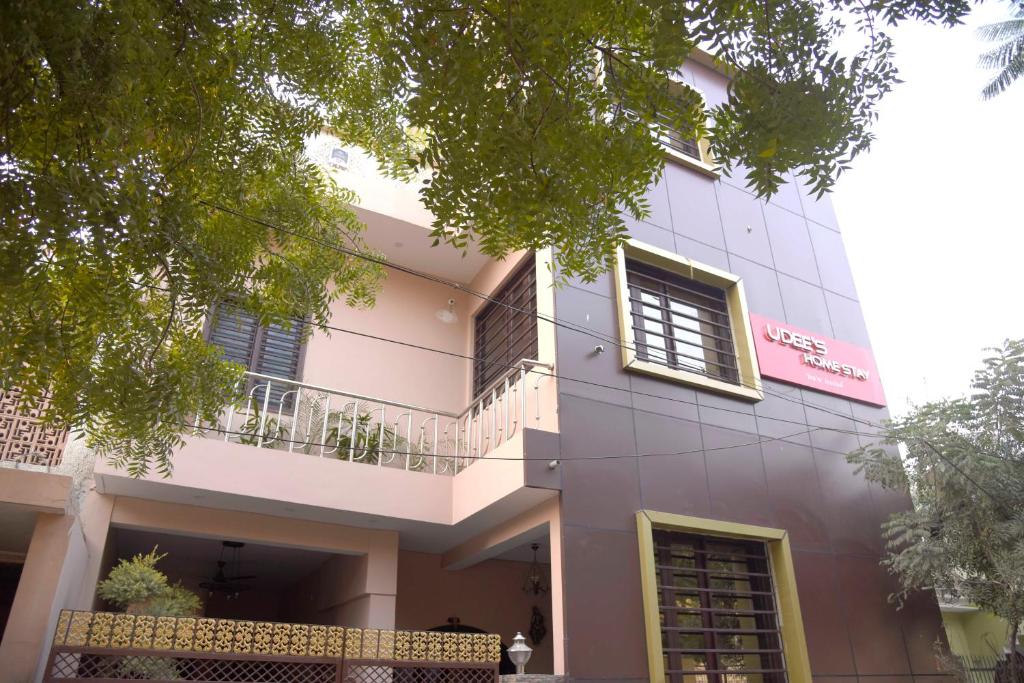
[436,298,458,324]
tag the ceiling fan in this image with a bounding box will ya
[199,541,257,598]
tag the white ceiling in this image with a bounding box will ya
[355,207,491,285]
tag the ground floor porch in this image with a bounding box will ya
[45,609,503,682]
[0,486,563,683]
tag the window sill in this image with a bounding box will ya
[663,147,720,178]
[625,358,763,402]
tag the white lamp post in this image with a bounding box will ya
[507,632,533,675]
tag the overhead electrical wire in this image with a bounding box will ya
[194,199,1024,505]
[110,201,1012,504]
[197,198,893,433]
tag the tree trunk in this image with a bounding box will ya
[1010,619,1021,683]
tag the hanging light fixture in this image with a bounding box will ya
[199,541,256,599]
[521,543,549,596]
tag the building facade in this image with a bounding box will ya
[0,54,948,683]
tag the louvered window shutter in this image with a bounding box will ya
[253,321,305,407]
[207,303,259,368]
[207,302,306,409]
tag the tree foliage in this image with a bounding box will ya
[1,0,975,474]
[848,340,1024,658]
[979,2,1024,99]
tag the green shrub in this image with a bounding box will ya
[96,547,200,617]
[96,548,169,610]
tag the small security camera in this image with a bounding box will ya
[447,298,456,306]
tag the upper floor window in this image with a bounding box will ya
[613,240,762,401]
[658,80,716,172]
[473,256,538,397]
[659,126,702,162]
[651,529,787,683]
[609,59,717,174]
[626,259,738,384]
[206,302,307,404]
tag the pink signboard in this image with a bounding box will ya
[749,313,886,407]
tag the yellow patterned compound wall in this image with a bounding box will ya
[52,610,502,663]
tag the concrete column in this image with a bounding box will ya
[75,491,114,610]
[364,531,398,629]
[548,507,566,676]
[0,513,73,683]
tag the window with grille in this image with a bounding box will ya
[206,301,307,405]
[625,259,739,384]
[473,256,538,397]
[652,530,787,683]
[605,57,707,165]
[654,110,703,161]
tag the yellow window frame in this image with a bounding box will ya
[636,510,813,683]
[613,239,763,401]
[662,79,720,177]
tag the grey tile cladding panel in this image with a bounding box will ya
[809,221,859,299]
[765,202,820,285]
[551,160,942,681]
[663,163,726,249]
[717,183,774,267]
[728,256,786,320]
[622,214,675,252]
[778,273,834,335]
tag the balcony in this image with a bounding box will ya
[89,203,560,537]
[194,360,554,476]
[46,609,501,682]
[0,387,68,469]
[92,358,561,535]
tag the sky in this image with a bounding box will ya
[831,3,1024,417]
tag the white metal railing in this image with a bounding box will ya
[193,360,553,475]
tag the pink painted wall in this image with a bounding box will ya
[96,433,539,529]
[283,553,364,626]
[97,439,454,525]
[305,268,474,415]
[302,249,544,417]
[396,550,554,675]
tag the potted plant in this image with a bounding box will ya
[96,548,201,679]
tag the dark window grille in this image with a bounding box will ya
[473,256,538,397]
[653,111,702,160]
[621,107,703,161]
[607,61,703,162]
[207,302,307,406]
[625,259,738,383]
[653,530,788,683]
[660,130,702,160]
